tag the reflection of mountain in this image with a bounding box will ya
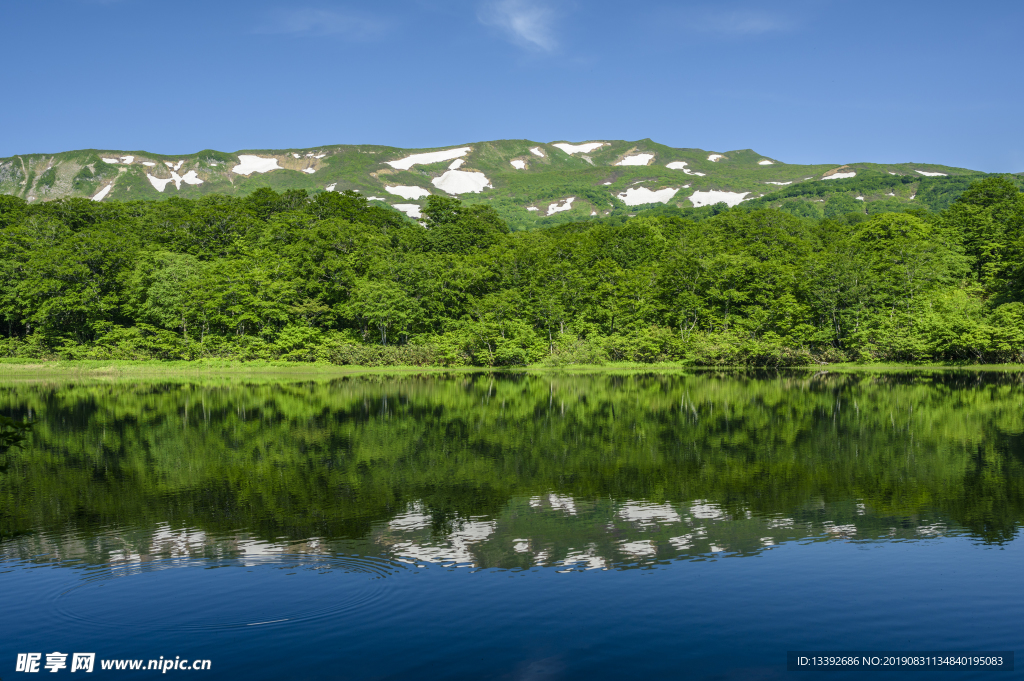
[1,371,1023,562]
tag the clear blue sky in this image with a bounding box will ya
[5,0,1023,171]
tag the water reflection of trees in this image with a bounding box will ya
[0,371,1022,563]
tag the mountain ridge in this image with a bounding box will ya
[0,139,1003,228]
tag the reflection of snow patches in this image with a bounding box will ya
[513,539,530,553]
[669,534,693,550]
[548,494,576,515]
[391,520,496,566]
[619,540,657,558]
[619,502,681,526]
[385,185,431,200]
[386,147,471,170]
[558,545,606,570]
[690,501,726,520]
[389,505,432,531]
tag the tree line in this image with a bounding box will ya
[1,176,1023,366]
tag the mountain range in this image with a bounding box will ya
[1,139,1011,228]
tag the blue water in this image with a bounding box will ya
[1,372,1022,678]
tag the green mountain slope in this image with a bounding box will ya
[0,139,1009,229]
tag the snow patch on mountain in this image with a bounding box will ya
[765,181,792,185]
[708,154,725,162]
[448,158,465,170]
[823,172,856,180]
[393,204,422,218]
[385,185,431,200]
[666,161,705,176]
[386,147,471,170]
[547,197,575,215]
[529,147,545,157]
[689,190,749,207]
[146,170,204,192]
[915,170,947,177]
[91,184,113,201]
[758,160,774,165]
[432,170,492,195]
[553,142,605,155]
[510,159,526,170]
[233,155,282,175]
[616,154,654,166]
[618,187,679,206]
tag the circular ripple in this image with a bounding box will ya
[53,553,405,631]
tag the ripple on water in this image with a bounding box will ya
[52,553,404,631]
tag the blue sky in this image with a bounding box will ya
[5,0,1023,171]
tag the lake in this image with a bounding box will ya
[1,370,1021,679]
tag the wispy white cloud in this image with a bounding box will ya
[478,0,558,52]
[255,8,384,37]
[701,9,791,35]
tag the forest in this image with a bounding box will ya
[1,175,1024,366]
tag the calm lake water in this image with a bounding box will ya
[1,371,1022,679]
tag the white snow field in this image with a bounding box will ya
[552,142,605,154]
[665,161,706,176]
[547,197,575,215]
[142,162,156,167]
[856,196,865,201]
[889,172,898,175]
[510,159,527,170]
[292,153,301,159]
[916,170,947,177]
[147,175,175,192]
[326,183,337,192]
[615,153,654,166]
[91,184,113,201]
[385,147,471,170]
[617,187,679,206]
[102,157,120,164]
[448,158,465,170]
[707,154,724,162]
[688,190,750,207]
[823,171,857,180]
[233,155,283,175]
[302,168,316,174]
[431,170,492,195]
[393,204,422,218]
[146,170,204,192]
[758,160,774,165]
[367,197,385,201]
[385,185,431,200]
[765,181,792,185]
[529,147,545,157]
[527,207,539,211]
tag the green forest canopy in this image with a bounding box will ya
[2,176,1024,366]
